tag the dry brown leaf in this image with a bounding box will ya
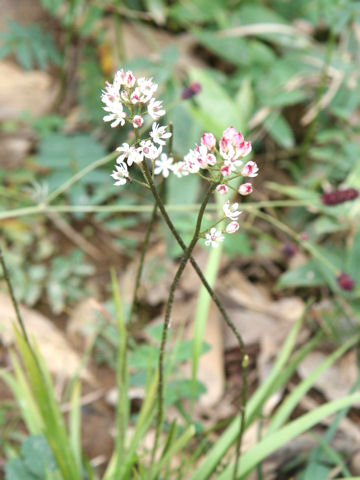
[0,61,57,120]
[298,350,360,406]
[0,293,94,382]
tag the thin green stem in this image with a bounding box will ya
[0,200,315,221]
[0,246,30,346]
[46,151,117,204]
[299,29,337,162]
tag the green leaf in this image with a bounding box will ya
[217,393,360,479]
[189,68,247,135]
[263,112,295,148]
[277,260,326,289]
[22,435,57,476]
[5,458,37,480]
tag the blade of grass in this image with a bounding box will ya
[14,327,81,480]
[69,381,82,473]
[217,393,360,479]
[266,335,359,435]
[190,308,307,480]
[110,269,129,477]
[150,425,195,480]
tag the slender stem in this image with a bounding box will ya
[151,181,216,468]
[0,246,30,346]
[0,199,314,221]
[141,163,248,476]
[46,151,117,204]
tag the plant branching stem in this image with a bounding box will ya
[151,181,216,468]
[141,164,248,478]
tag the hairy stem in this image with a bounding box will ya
[151,181,216,468]
[128,180,164,323]
[141,164,248,477]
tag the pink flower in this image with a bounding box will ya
[241,161,259,177]
[238,182,253,195]
[201,133,216,151]
[226,221,239,234]
[205,228,225,248]
[237,141,252,157]
[148,98,165,120]
[132,115,143,128]
[216,184,228,195]
[221,162,235,177]
[222,126,238,140]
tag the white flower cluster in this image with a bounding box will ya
[102,69,173,185]
[102,71,260,249]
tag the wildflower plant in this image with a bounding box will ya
[102,68,258,474]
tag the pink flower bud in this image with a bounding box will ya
[238,182,253,195]
[201,133,216,151]
[241,161,259,177]
[217,184,228,195]
[226,221,239,234]
[132,115,143,128]
[221,164,232,177]
[125,71,136,88]
[337,272,355,291]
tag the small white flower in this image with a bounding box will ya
[140,140,162,160]
[150,122,172,145]
[241,161,259,177]
[172,161,189,178]
[127,147,144,166]
[132,115,143,128]
[103,102,126,128]
[226,221,239,234]
[154,154,174,178]
[148,98,165,120]
[111,162,129,186]
[205,228,225,248]
[130,87,141,104]
[223,200,242,221]
[137,77,158,103]
[116,142,131,163]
